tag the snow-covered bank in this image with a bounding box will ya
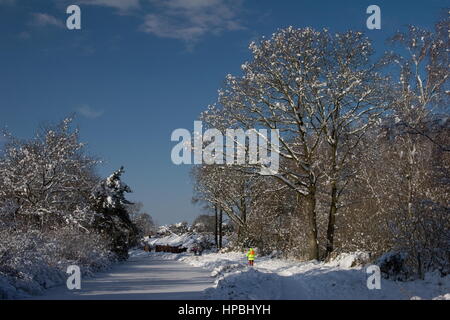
[153,251,450,300]
[0,230,115,300]
[0,256,114,300]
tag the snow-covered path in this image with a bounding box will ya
[28,252,215,300]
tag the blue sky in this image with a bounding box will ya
[0,0,447,225]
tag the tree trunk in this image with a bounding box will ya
[219,208,223,249]
[214,204,218,248]
[326,110,339,259]
[300,192,319,261]
[326,181,338,258]
[237,196,247,245]
[407,139,416,218]
[240,196,247,224]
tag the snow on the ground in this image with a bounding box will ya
[27,250,215,300]
[156,251,450,300]
[5,244,448,300]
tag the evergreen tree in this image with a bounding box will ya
[91,166,138,260]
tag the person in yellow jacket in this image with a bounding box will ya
[246,248,256,267]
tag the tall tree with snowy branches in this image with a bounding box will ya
[201,27,390,260]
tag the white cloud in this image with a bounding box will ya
[78,0,140,12]
[77,105,104,119]
[142,0,244,43]
[142,14,204,42]
[30,13,64,28]
[13,0,245,45]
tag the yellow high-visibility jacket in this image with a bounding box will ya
[246,249,256,261]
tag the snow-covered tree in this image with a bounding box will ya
[354,15,450,277]
[0,117,99,231]
[201,27,390,260]
[195,17,448,271]
[191,164,258,246]
[91,167,138,260]
[92,166,132,213]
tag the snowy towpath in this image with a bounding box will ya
[28,251,215,300]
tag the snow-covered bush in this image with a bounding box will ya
[0,226,112,299]
[376,252,411,281]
